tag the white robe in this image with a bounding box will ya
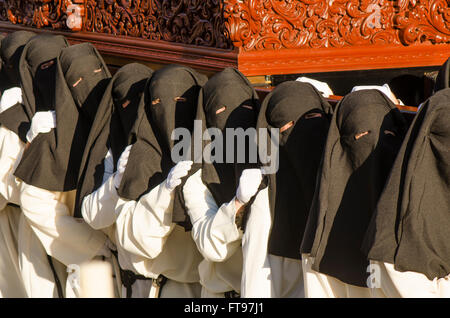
[244,187,304,298]
[0,126,27,297]
[183,169,242,298]
[81,150,149,298]
[114,176,203,298]
[19,180,111,297]
[183,170,304,298]
[301,253,375,298]
[369,261,450,298]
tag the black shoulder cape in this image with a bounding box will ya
[257,81,333,260]
[195,68,261,209]
[75,63,153,217]
[300,89,407,287]
[0,33,60,143]
[14,42,111,192]
[362,88,450,280]
[117,64,207,205]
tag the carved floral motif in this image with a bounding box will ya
[1,0,450,52]
[0,0,72,30]
[223,0,450,50]
[83,0,232,49]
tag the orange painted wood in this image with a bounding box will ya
[239,45,448,76]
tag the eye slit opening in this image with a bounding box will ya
[384,130,396,137]
[122,100,130,108]
[242,105,253,110]
[174,96,187,102]
[354,131,370,140]
[215,106,226,114]
[73,77,83,87]
[41,60,54,70]
[152,98,161,106]
[280,121,294,133]
[305,112,322,119]
[93,68,102,73]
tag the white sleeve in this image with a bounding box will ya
[0,87,22,113]
[81,149,120,230]
[296,77,334,97]
[183,169,242,262]
[81,175,120,230]
[115,181,175,259]
[351,84,399,104]
[0,126,25,207]
[19,183,107,266]
[102,149,115,184]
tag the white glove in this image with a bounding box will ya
[236,168,263,204]
[113,145,132,189]
[0,87,22,113]
[297,77,334,98]
[165,161,193,191]
[96,238,116,258]
[26,111,56,143]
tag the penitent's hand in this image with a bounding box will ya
[114,145,132,189]
[235,168,263,212]
[165,161,193,191]
[26,111,57,143]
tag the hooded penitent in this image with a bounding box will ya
[74,63,153,217]
[1,31,36,88]
[257,81,333,260]
[187,68,261,214]
[0,33,59,143]
[362,88,450,281]
[300,90,407,287]
[117,64,207,206]
[14,42,111,192]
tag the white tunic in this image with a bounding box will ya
[81,150,149,298]
[0,126,27,297]
[369,261,450,298]
[114,176,203,298]
[301,253,375,298]
[183,169,243,297]
[19,179,110,297]
[184,169,305,298]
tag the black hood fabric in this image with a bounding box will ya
[0,33,63,143]
[75,63,153,218]
[300,90,407,287]
[1,31,36,87]
[0,34,5,92]
[117,65,207,204]
[362,88,450,280]
[191,68,261,213]
[172,68,261,230]
[14,42,111,192]
[434,57,450,93]
[257,81,333,260]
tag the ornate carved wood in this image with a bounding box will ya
[0,0,74,30]
[83,0,232,49]
[1,0,450,76]
[224,0,450,50]
[224,0,450,75]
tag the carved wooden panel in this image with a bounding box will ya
[1,0,450,75]
[83,0,232,49]
[223,0,450,50]
[0,0,76,30]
